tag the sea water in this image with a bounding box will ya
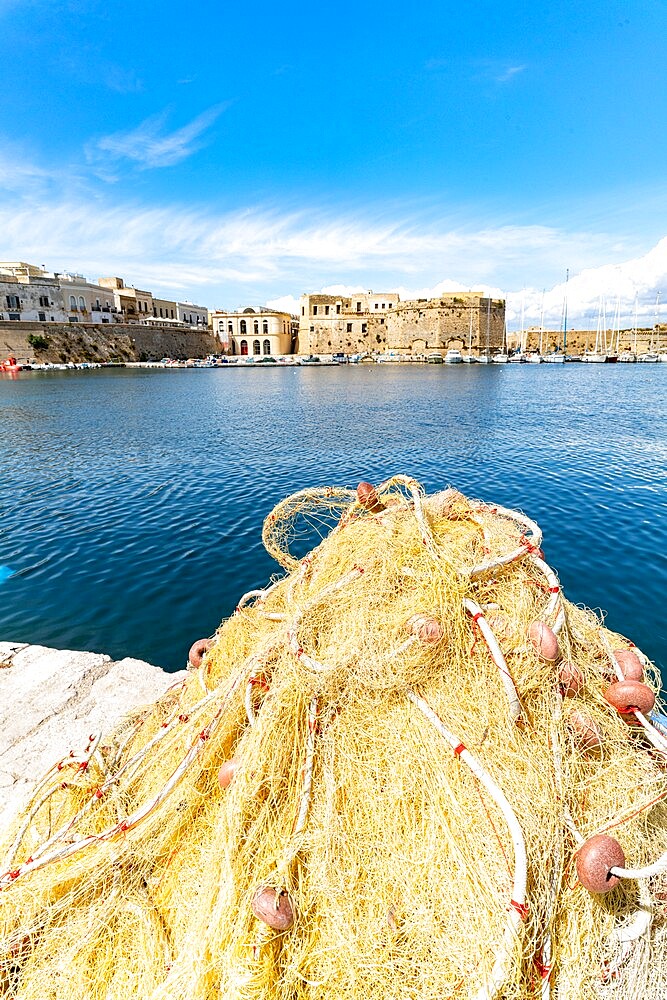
[0,364,665,674]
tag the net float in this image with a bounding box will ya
[251,886,295,930]
[568,709,602,750]
[612,649,644,681]
[528,621,560,662]
[408,613,444,644]
[356,482,385,513]
[218,757,240,789]
[576,834,625,893]
[188,637,214,669]
[559,661,583,697]
[604,679,655,716]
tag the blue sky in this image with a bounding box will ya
[2,0,667,328]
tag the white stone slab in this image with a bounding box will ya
[0,642,185,826]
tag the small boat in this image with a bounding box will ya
[444,349,463,364]
[525,353,542,363]
[542,352,566,364]
[476,353,493,364]
[462,354,477,363]
[618,352,636,363]
[581,352,607,363]
[1,355,20,373]
[492,353,509,364]
[637,352,659,363]
[427,352,443,364]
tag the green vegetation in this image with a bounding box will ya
[27,333,50,351]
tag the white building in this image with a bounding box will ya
[0,262,68,322]
[176,301,209,328]
[210,307,295,356]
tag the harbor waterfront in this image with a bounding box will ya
[0,363,665,677]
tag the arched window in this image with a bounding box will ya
[262,320,268,335]
[228,322,233,335]
[263,339,271,355]
[240,320,246,334]
[240,339,248,355]
[70,295,77,309]
[79,296,85,310]
[253,339,261,355]
[254,320,259,335]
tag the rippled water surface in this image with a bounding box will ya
[1,365,665,674]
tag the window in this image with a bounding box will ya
[95,300,101,309]
[262,320,268,334]
[336,304,341,314]
[346,323,353,333]
[382,303,386,309]
[380,318,385,325]
[325,305,329,315]
[228,322,233,334]
[313,305,318,315]
[6,294,20,308]
[8,312,20,320]
[301,306,305,316]
[39,295,50,307]
[38,311,46,321]
[253,340,261,355]
[356,301,361,312]
[254,320,259,335]
[361,323,367,333]
[263,339,271,355]
[69,295,77,310]
[170,309,174,318]
[240,319,247,334]
[375,303,378,309]
[79,297,85,310]
[240,339,248,355]
[160,308,164,317]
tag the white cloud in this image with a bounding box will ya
[0,148,665,321]
[88,104,229,170]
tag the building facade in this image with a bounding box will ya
[0,266,68,323]
[210,307,295,356]
[175,301,208,328]
[298,290,505,356]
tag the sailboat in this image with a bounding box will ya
[477,297,493,362]
[526,292,544,362]
[638,292,660,362]
[462,303,477,362]
[542,271,567,362]
[582,295,607,362]
[619,294,637,362]
[493,311,509,363]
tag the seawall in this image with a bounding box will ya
[0,320,218,365]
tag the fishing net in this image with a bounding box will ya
[2,474,667,1000]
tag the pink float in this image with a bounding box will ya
[576,834,625,893]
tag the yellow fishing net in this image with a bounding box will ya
[2,475,667,999]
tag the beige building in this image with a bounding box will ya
[98,277,153,321]
[58,273,120,323]
[176,301,208,328]
[298,290,505,356]
[211,307,295,356]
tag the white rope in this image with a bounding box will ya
[598,632,667,754]
[464,598,522,723]
[468,503,542,579]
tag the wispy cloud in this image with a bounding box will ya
[495,64,527,83]
[88,104,229,171]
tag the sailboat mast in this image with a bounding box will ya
[563,268,569,353]
[539,291,545,354]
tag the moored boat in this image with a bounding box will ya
[443,349,463,364]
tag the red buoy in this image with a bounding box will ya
[559,661,583,697]
[568,709,602,750]
[576,834,625,893]
[612,649,644,681]
[218,757,239,789]
[251,886,295,930]
[356,482,385,513]
[528,621,560,662]
[408,613,444,644]
[188,637,214,669]
[604,679,655,716]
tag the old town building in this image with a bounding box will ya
[210,307,296,356]
[299,290,505,356]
